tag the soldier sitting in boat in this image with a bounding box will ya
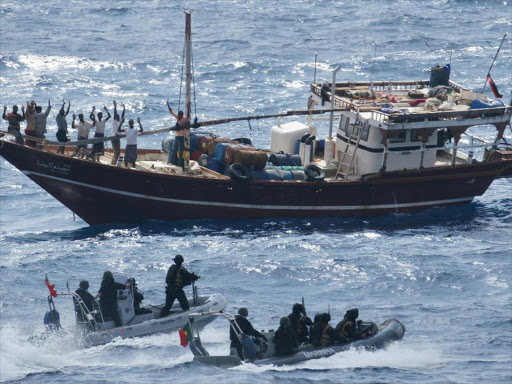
[272,316,298,356]
[310,313,344,347]
[128,278,152,315]
[335,308,361,341]
[230,307,268,359]
[74,280,95,313]
[160,254,200,317]
[288,303,312,343]
[94,271,131,327]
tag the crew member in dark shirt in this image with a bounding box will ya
[160,255,200,317]
[230,307,267,359]
[94,271,130,327]
[75,280,95,312]
[273,316,298,356]
[2,105,25,144]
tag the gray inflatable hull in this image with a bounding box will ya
[193,318,405,367]
[84,293,227,346]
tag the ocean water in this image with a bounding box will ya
[1,1,511,383]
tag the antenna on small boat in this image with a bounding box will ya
[424,41,432,54]
[313,53,317,83]
[481,33,507,94]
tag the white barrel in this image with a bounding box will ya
[324,139,335,162]
[304,143,312,165]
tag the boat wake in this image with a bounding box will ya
[0,324,189,383]
[231,342,444,373]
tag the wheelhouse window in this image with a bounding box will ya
[389,130,407,143]
[360,122,370,141]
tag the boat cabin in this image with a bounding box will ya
[305,79,512,179]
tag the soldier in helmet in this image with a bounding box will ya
[288,303,312,343]
[310,313,344,347]
[272,316,298,356]
[75,280,95,312]
[229,307,267,359]
[160,254,200,317]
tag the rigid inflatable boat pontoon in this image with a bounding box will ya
[188,311,405,367]
[42,274,227,347]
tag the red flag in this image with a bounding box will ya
[487,75,503,98]
[179,323,192,347]
[45,274,58,297]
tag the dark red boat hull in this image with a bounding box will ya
[1,140,510,225]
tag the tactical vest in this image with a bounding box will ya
[296,316,308,336]
[175,266,183,287]
[320,324,332,346]
[336,319,354,339]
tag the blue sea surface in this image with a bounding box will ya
[1,1,511,383]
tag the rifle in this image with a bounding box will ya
[301,297,307,317]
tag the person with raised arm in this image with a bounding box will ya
[2,104,25,144]
[71,109,94,158]
[123,117,143,168]
[56,100,71,154]
[167,99,190,168]
[90,105,111,155]
[24,101,37,148]
[107,100,125,165]
[34,100,51,146]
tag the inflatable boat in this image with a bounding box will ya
[188,311,405,367]
[41,275,227,347]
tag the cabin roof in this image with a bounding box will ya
[310,80,512,130]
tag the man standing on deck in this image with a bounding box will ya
[90,105,111,155]
[2,104,25,144]
[167,99,190,168]
[71,110,93,158]
[56,100,71,154]
[106,101,125,164]
[34,100,51,146]
[160,254,200,317]
[122,117,143,168]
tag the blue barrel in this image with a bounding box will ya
[251,170,269,180]
[214,143,234,162]
[277,169,294,180]
[265,168,282,180]
[269,153,302,167]
[430,64,450,87]
[290,170,306,180]
[162,136,174,153]
[206,157,226,174]
[190,134,204,152]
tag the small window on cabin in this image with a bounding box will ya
[360,122,370,141]
[389,130,407,143]
[410,130,422,142]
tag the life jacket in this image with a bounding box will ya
[175,266,183,287]
[319,324,333,346]
[336,319,354,340]
[296,316,309,336]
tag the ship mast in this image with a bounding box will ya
[184,10,192,170]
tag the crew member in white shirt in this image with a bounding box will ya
[123,117,143,168]
[71,111,94,158]
[105,100,125,165]
[90,105,111,154]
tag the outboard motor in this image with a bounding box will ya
[44,296,61,331]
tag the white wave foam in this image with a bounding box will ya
[232,342,443,372]
[0,323,192,382]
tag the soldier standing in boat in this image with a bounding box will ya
[160,254,200,317]
[166,99,190,168]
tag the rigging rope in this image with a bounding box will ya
[191,41,197,118]
[177,41,186,111]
